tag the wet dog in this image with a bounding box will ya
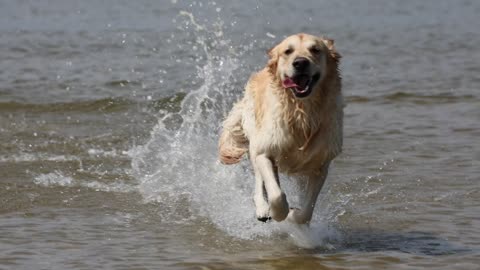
[219,33,343,224]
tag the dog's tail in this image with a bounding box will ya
[219,100,248,165]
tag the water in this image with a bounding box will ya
[1,0,479,269]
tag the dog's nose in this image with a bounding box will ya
[292,57,310,71]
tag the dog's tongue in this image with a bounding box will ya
[283,76,310,91]
[282,77,299,89]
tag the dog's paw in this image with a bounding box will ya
[269,193,289,222]
[256,209,271,222]
[286,207,310,224]
[254,196,270,222]
[255,206,271,222]
[257,216,272,223]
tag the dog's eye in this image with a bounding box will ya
[310,47,321,54]
[284,48,294,55]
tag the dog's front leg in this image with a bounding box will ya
[255,154,289,221]
[287,163,330,224]
[251,153,270,222]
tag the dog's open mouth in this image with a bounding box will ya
[282,73,320,98]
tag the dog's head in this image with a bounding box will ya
[267,33,340,99]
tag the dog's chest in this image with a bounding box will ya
[261,112,329,174]
[276,143,328,174]
[256,108,296,150]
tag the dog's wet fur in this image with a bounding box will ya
[219,33,343,224]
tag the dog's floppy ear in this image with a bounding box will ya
[322,38,341,61]
[322,38,335,51]
[267,45,279,75]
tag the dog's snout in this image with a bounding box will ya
[292,57,310,71]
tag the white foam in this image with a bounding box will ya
[33,171,74,187]
[33,171,136,193]
[279,222,341,249]
[0,153,80,163]
[81,180,137,193]
[87,148,125,158]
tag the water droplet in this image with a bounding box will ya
[266,32,276,39]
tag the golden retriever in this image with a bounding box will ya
[218,33,343,224]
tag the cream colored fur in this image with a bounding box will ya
[219,33,343,224]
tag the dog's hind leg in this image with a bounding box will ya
[219,100,248,165]
[287,163,330,224]
[255,154,289,221]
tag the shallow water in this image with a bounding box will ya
[1,0,479,269]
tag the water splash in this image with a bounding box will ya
[129,11,340,245]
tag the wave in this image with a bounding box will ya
[0,98,133,113]
[346,92,477,105]
[33,171,136,193]
[0,93,186,114]
[381,91,477,104]
[0,153,80,163]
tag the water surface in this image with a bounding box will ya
[1,0,479,269]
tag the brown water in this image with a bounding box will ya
[1,0,479,269]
